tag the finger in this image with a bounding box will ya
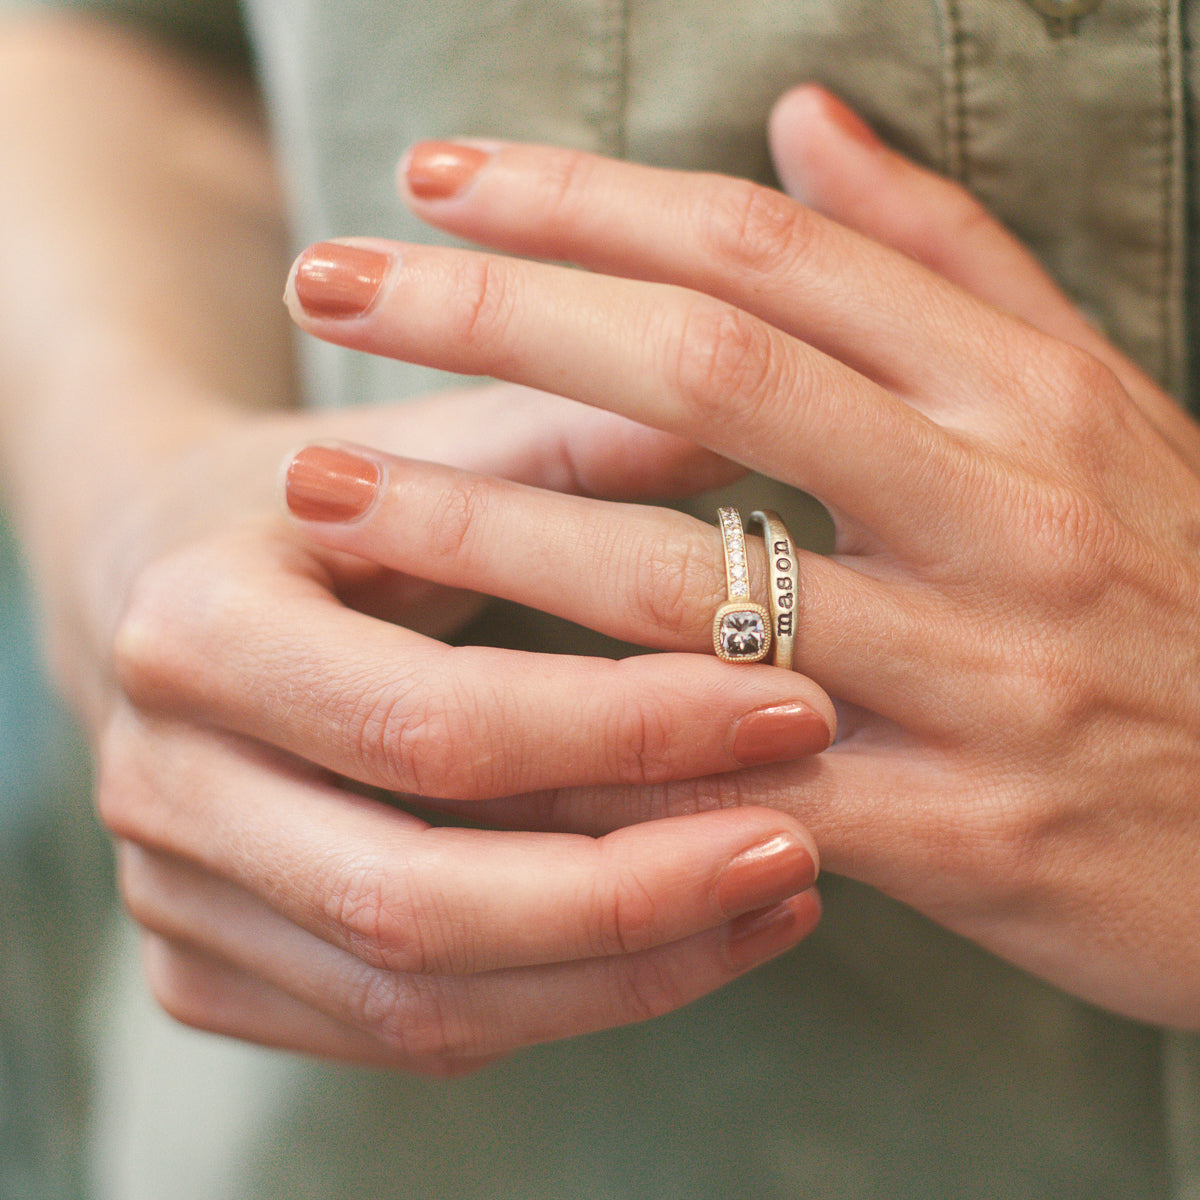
[281,442,936,715]
[138,879,820,1062]
[143,933,507,1075]
[449,747,958,911]
[312,382,744,500]
[767,86,1200,462]
[139,934,430,1069]
[768,87,1103,352]
[397,138,1022,421]
[285,238,964,540]
[102,717,822,976]
[113,531,834,800]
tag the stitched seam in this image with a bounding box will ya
[605,0,628,159]
[1160,0,1170,386]
[1159,0,1187,396]
[592,0,628,158]
[940,0,970,186]
[616,0,628,159]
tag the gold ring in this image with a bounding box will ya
[750,510,797,671]
[712,506,771,664]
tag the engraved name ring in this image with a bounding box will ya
[712,506,772,664]
[750,509,798,671]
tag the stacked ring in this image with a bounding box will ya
[712,506,772,664]
[750,509,798,671]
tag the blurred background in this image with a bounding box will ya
[0,509,112,1200]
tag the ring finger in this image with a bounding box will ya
[284,443,955,718]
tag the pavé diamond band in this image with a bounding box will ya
[750,509,797,671]
[712,506,771,664]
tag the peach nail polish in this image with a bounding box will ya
[715,833,817,918]
[285,445,381,522]
[726,896,811,973]
[732,703,830,766]
[406,141,493,200]
[293,243,389,318]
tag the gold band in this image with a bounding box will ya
[750,510,798,671]
[713,507,771,664]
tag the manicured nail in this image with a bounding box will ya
[726,895,813,973]
[715,833,817,918]
[292,243,390,318]
[285,445,381,522]
[406,141,493,201]
[732,702,830,765]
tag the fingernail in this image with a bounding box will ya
[406,141,493,200]
[732,703,830,765]
[726,894,814,973]
[715,833,817,918]
[285,445,382,522]
[815,88,881,150]
[292,243,390,318]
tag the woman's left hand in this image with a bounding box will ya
[284,86,1200,1029]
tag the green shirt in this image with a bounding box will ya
[3,1,1197,1196]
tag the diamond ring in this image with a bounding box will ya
[712,506,771,664]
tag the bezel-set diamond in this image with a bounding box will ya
[713,506,771,664]
[713,601,771,663]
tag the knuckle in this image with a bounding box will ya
[421,473,496,567]
[628,527,720,641]
[539,146,598,222]
[1010,479,1119,613]
[449,253,519,358]
[326,858,434,975]
[669,298,781,426]
[349,674,494,798]
[1002,642,1093,743]
[606,690,680,786]
[610,952,693,1026]
[589,853,663,957]
[111,553,203,710]
[698,178,817,276]
[347,671,444,792]
[347,968,434,1052]
[943,786,1068,908]
[361,979,475,1062]
[1032,341,1124,440]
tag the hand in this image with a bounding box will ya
[283,86,1200,1028]
[94,387,832,1072]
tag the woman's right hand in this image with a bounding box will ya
[87,385,831,1073]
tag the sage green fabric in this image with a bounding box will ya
[239,0,1190,409]
[0,0,248,58]
[0,0,1197,1197]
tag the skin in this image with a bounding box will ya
[284,88,1200,1031]
[0,16,826,1073]
[7,15,1200,1073]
